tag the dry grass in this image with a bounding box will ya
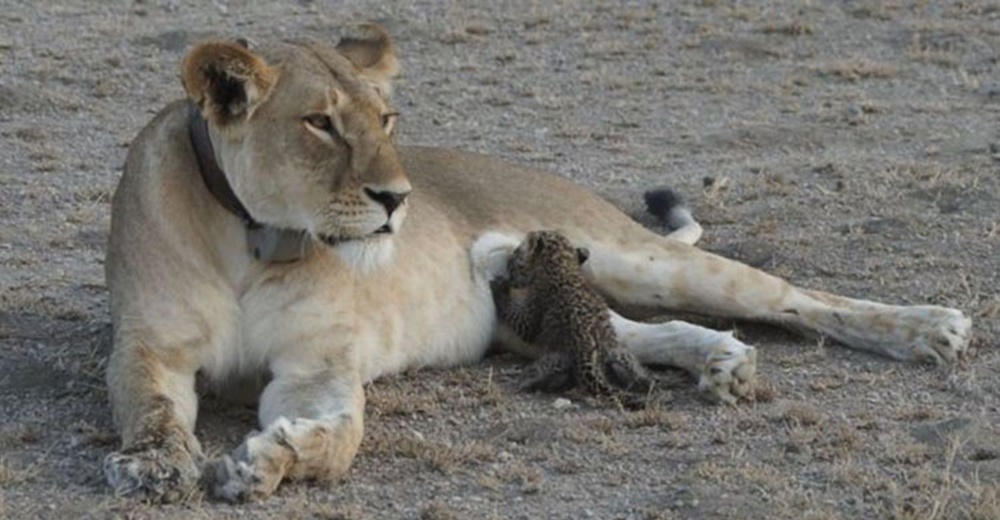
[751,378,778,402]
[0,286,90,321]
[496,462,543,494]
[0,459,39,487]
[894,407,941,423]
[908,43,959,68]
[624,408,689,430]
[420,502,458,520]
[0,424,42,449]
[363,430,496,474]
[777,401,826,427]
[757,20,814,36]
[366,385,443,417]
[874,438,1000,520]
[815,57,899,81]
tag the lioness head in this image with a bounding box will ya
[181,25,410,253]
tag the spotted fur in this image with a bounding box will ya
[491,231,655,408]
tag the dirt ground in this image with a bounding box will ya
[1,1,999,518]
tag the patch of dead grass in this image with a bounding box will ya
[0,287,89,321]
[777,401,826,427]
[752,378,778,402]
[307,503,365,520]
[757,20,814,36]
[563,421,613,446]
[363,430,496,474]
[815,58,899,81]
[0,424,42,448]
[894,407,941,423]
[624,408,688,430]
[741,170,796,200]
[875,437,1000,520]
[808,375,846,393]
[420,501,458,520]
[0,459,40,487]
[366,386,442,418]
[496,462,543,494]
[884,442,932,466]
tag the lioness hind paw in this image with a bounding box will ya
[698,339,757,405]
[909,307,972,365]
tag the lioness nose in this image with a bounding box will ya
[364,187,410,216]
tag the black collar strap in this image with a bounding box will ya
[186,101,314,263]
[187,101,260,229]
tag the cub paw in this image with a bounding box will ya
[103,445,200,503]
[698,338,757,405]
[520,352,575,394]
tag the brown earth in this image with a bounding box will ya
[1,1,999,519]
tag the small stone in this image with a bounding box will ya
[552,397,573,410]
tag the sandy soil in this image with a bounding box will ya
[1,1,999,519]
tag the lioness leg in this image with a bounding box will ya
[103,335,201,502]
[210,365,364,502]
[609,311,756,404]
[586,237,972,363]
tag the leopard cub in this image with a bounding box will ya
[491,230,655,408]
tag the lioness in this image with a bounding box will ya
[103,25,972,502]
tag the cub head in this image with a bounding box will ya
[506,231,590,287]
[181,25,410,260]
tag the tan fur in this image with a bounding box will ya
[181,41,277,125]
[104,27,973,503]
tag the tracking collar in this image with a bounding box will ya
[186,101,314,263]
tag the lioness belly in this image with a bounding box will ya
[213,207,495,384]
[349,210,497,381]
[353,271,497,382]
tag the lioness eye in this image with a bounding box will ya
[381,112,399,132]
[303,114,337,135]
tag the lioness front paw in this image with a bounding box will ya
[208,429,291,503]
[208,454,275,503]
[904,306,972,364]
[698,338,757,405]
[103,446,200,503]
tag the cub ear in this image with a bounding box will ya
[336,24,400,94]
[181,41,276,125]
[575,247,590,265]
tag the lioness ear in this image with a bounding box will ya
[336,24,400,94]
[576,247,590,266]
[181,41,276,125]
